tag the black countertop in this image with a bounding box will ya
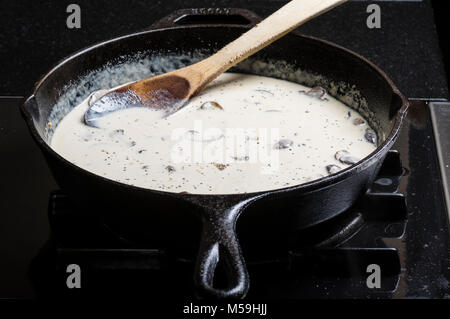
[0,0,448,99]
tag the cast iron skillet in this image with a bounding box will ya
[21,8,408,299]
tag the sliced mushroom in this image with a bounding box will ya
[353,118,365,126]
[335,150,360,165]
[364,128,377,145]
[274,139,294,150]
[300,86,328,101]
[199,101,223,110]
[326,164,341,174]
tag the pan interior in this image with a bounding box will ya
[43,50,382,144]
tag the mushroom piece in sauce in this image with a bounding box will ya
[273,139,294,150]
[300,86,328,101]
[364,128,377,145]
[326,164,341,174]
[352,118,365,126]
[199,101,223,110]
[335,150,360,165]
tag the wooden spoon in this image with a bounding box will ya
[85,0,346,127]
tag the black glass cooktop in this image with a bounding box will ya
[0,0,449,301]
[1,97,449,299]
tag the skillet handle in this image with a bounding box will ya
[194,201,251,299]
[150,8,261,29]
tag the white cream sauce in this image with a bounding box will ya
[50,73,377,194]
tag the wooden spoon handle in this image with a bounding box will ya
[191,0,346,90]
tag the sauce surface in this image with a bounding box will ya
[51,73,377,194]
